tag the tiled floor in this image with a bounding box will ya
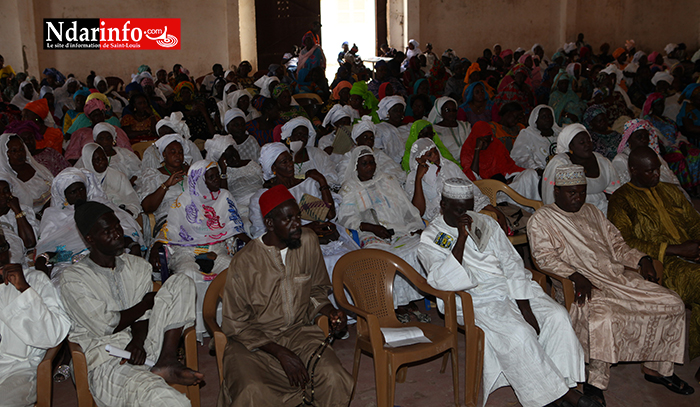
[51,305,700,407]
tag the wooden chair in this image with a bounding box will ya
[202,269,329,385]
[473,179,543,246]
[131,140,154,160]
[532,257,664,311]
[332,249,462,407]
[69,282,200,407]
[35,343,62,407]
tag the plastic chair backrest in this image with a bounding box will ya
[333,249,405,336]
[203,269,227,331]
[473,179,543,210]
[131,141,154,160]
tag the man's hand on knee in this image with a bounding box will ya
[260,342,309,387]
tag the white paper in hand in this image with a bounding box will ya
[105,344,156,367]
[380,326,432,348]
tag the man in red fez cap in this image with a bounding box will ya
[219,184,353,406]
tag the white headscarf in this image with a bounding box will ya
[664,43,678,55]
[408,138,437,172]
[322,104,354,127]
[254,76,279,98]
[280,117,316,146]
[54,77,79,115]
[377,96,406,121]
[156,112,191,140]
[159,159,245,246]
[556,123,588,154]
[204,135,236,162]
[651,71,673,86]
[92,122,118,142]
[155,134,188,156]
[342,145,376,187]
[223,108,246,128]
[527,105,562,135]
[131,71,153,85]
[77,143,104,175]
[258,142,290,181]
[226,89,253,111]
[427,96,457,124]
[0,133,54,209]
[40,86,53,99]
[93,75,107,89]
[9,81,39,110]
[351,116,376,142]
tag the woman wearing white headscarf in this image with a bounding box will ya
[404,138,490,222]
[0,133,53,214]
[93,75,127,117]
[0,174,38,266]
[511,105,562,171]
[36,167,144,284]
[222,108,261,162]
[52,77,79,118]
[136,134,189,238]
[338,145,429,318]
[247,143,359,283]
[336,116,406,185]
[76,143,141,218]
[541,123,621,214]
[156,159,249,339]
[429,96,471,160]
[318,104,357,156]
[141,113,203,170]
[253,75,280,99]
[225,89,260,123]
[375,96,410,164]
[204,134,263,229]
[10,81,38,110]
[280,116,340,188]
[81,122,141,183]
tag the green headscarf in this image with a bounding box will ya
[350,82,380,123]
[402,119,459,171]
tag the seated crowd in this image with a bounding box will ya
[2,30,700,407]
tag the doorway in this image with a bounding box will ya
[320,0,376,77]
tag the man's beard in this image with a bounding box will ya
[283,237,302,250]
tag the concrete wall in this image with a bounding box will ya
[389,0,699,62]
[3,0,699,83]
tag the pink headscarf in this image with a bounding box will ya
[642,93,664,117]
[618,119,660,154]
[84,99,106,116]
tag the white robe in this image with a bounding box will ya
[0,204,39,266]
[336,149,406,186]
[0,268,71,407]
[511,128,559,170]
[140,140,203,171]
[293,147,341,189]
[404,160,489,222]
[542,153,621,215]
[225,161,264,233]
[433,122,471,162]
[417,214,585,407]
[374,122,411,165]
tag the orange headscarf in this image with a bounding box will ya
[332,81,352,100]
[24,99,50,119]
[460,121,523,181]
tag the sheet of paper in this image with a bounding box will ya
[105,344,156,367]
[380,326,432,348]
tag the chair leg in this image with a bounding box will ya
[388,364,398,407]
[373,356,391,407]
[396,365,407,383]
[440,352,450,374]
[451,348,460,407]
[464,326,485,407]
[350,344,362,401]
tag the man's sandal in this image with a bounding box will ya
[644,373,695,395]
